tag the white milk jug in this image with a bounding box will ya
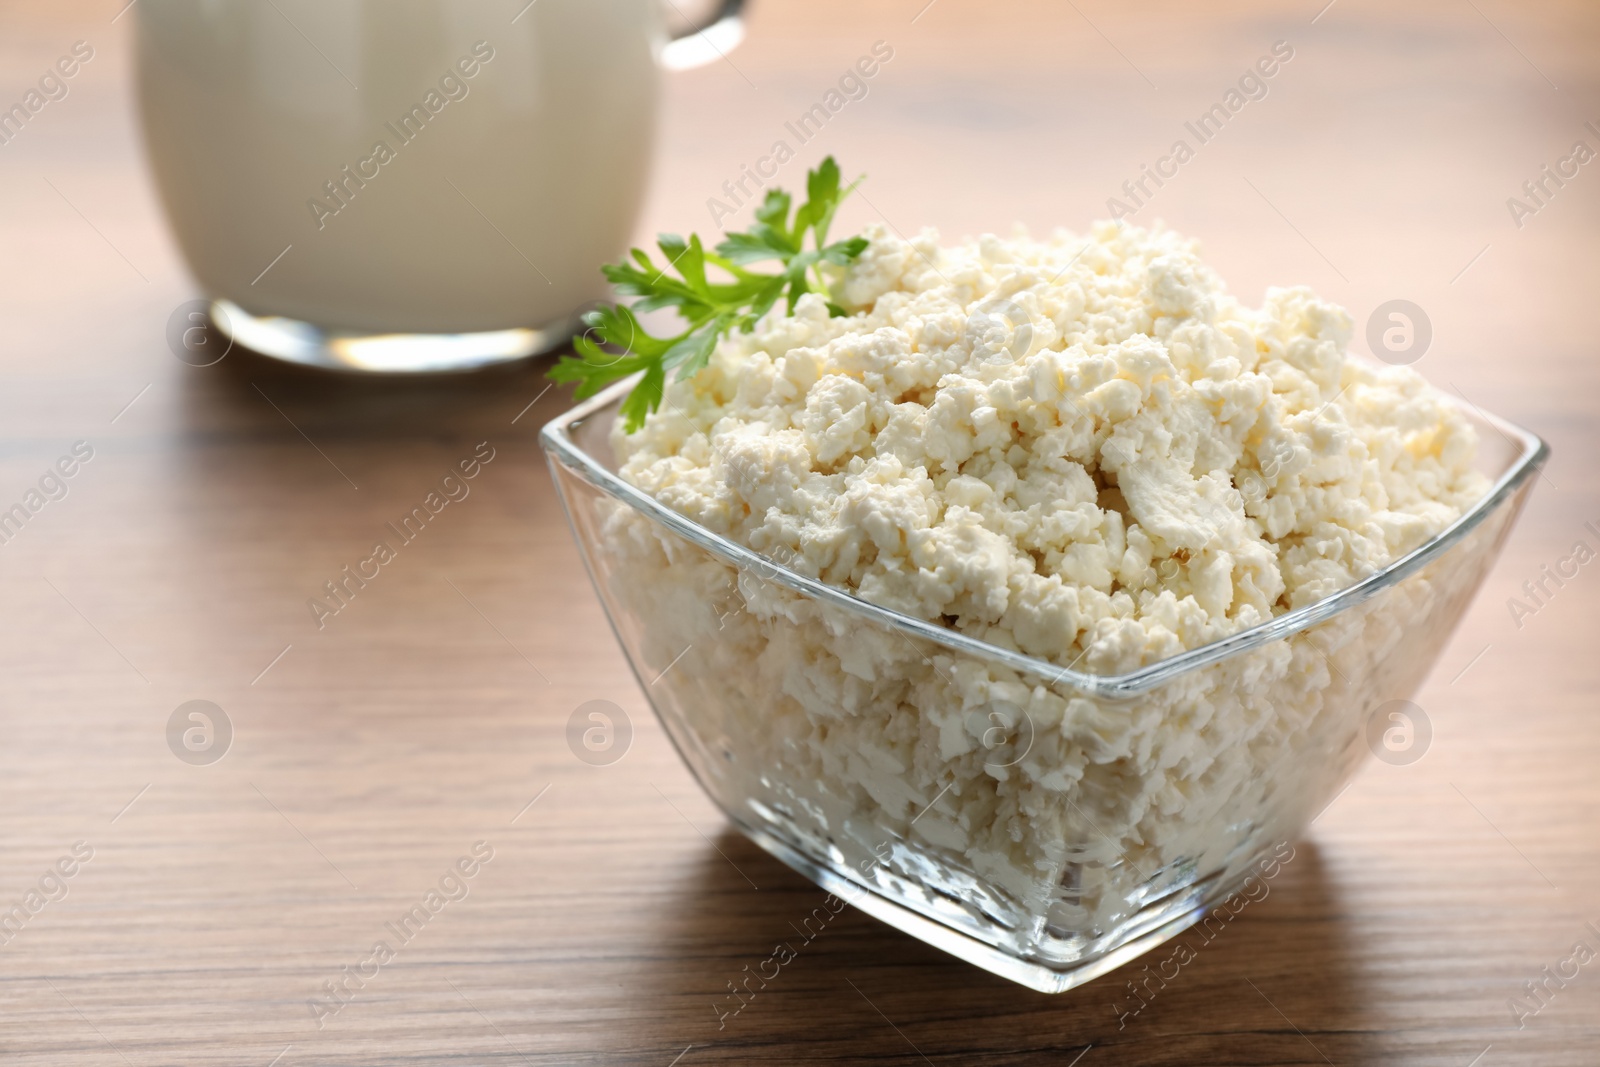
[136,0,745,371]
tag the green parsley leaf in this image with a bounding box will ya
[549,156,868,432]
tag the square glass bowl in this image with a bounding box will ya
[541,380,1546,993]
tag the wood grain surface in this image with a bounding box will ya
[1,1,1597,1064]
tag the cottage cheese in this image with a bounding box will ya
[596,221,1495,954]
[615,221,1485,672]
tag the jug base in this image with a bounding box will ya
[209,300,582,373]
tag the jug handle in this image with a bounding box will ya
[660,0,748,70]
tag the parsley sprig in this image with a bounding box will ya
[550,157,868,432]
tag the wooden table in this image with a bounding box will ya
[2,1,1597,1063]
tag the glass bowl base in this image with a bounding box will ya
[737,815,1221,994]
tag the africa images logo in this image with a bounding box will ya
[166,700,233,766]
[566,700,632,767]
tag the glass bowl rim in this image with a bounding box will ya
[540,378,1548,698]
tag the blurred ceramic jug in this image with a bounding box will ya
[136,0,745,371]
